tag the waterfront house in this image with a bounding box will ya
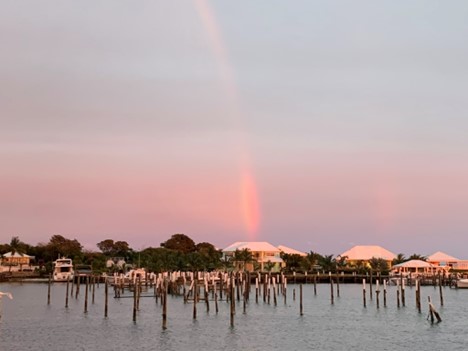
[427,251,460,268]
[277,245,307,257]
[339,245,396,267]
[390,259,447,277]
[222,241,284,272]
[1,251,34,271]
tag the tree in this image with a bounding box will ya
[97,239,131,258]
[318,254,336,272]
[264,260,275,272]
[408,254,427,261]
[196,242,222,271]
[280,253,305,272]
[8,236,29,255]
[6,236,30,272]
[161,234,196,254]
[369,257,390,274]
[392,253,406,266]
[97,239,115,255]
[233,248,253,271]
[46,235,83,260]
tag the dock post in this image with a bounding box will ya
[300,284,303,316]
[84,276,89,313]
[362,279,366,307]
[104,278,108,318]
[47,273,51,305]
[65,278,69,308]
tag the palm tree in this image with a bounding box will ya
[234,249,253,271]
[7,236,26,272]
[318,254,336,273]
[408,254,427,261]
[369,257,389,274]
[392,253,406,266]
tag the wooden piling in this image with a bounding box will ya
[205,281,210,313]
[362,279,366,307]
[273,278,277,306]
[369,270,373,300]
[439,273,444,307]
[313,275,317,296]
[230,274,235,327]
[330,278,334,305]
[162,280,167,330]
[133,278,137,322]
[92,276,95,304]
[75,277,80,299]
[299,284,303,316]
[383,280,387,308]
[193,278,197,320]
[427,296,442,323]
[397,286,400,308]
[84,276,89,313]
[255,278,259,304]
[375,280,380,309]
[243,281,247,314]
[104,278,108,318]
[416,279,421,313]
[336,272,340,298]
[65,278,69,308]
[401,279,406,307]
[47,274,51,305]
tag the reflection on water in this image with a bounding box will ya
[0,282,466,351]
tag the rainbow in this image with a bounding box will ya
[194,0,260,239]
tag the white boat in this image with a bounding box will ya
[53,257,74,282]
[457,278,468,288]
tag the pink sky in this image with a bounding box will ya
[2,1,468,258]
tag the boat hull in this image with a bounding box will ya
[457,279,468,288]
[53,273,74,282]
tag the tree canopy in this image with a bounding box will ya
[161,234,196,253]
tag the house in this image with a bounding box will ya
[222,241,284,272]
[277,245,307,257]
[339,245,396,267]
[390,259,447,277]
[1,251,34,271]
[427,251,460,268]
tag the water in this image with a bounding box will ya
[1,282,467,350]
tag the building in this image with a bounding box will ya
[277,245,307,257]
[1,251,34,271]
[427,251,460,268]
[339,245,396,267]
[390,259,446,277]
[222,242,284,272]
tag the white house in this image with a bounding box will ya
[223,241,284,272]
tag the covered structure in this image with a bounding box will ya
[339,245,396,266]
[1,251,34,266]
[390,259,447,277]
[223,241,284,272]
[278,245,307,257]
[1,251,34,272]
[427,251,459,268]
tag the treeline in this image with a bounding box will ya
[0,234,223,273]
[1,234,426,275]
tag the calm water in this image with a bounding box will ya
[0,282,467,350]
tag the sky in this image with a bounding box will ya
[1,1,468,258]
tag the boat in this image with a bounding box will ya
[53,257,74,282]
[457,278,468,288]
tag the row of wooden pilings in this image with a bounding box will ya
[46,270,444,329]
